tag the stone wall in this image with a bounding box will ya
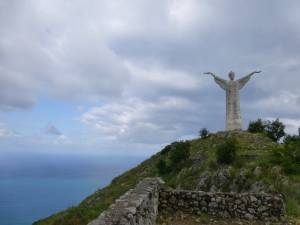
[87,178,285,225]
[159,189,284,220]
[87,178,164,225]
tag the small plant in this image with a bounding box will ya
[199,128,209,139]
[216,138,237,164]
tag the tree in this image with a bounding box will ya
[160,144,172,155]
[216,138,237,164]
[199,128,209,139]
[248,118,266,133]
[248,118,286,143]
[265,119,285,142]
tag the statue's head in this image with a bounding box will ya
[228,71,235,80]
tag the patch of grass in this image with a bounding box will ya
[286,198,300,217]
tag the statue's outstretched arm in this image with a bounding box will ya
[204,72,227,90]
[238,70,261,89]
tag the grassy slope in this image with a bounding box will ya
[33,131,300,225]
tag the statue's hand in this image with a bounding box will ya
[204,72,215,77]
[252,70,262,75]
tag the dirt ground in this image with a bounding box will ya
[156,213,299,225]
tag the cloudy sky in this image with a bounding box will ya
[1,0,300,156]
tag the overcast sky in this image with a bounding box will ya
[1,0,300,156]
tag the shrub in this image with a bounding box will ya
[157,141,191,174]
[284,134,299,145]
[157,159,168,175]
[169,141,190,168]
[283,141,300,174]
[216,138,237,164]
[199,128,209,139]
[269,139,300,174]
[248,118,266,133]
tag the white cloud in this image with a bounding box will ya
[124,61,200,91]
[254,91,300,114]
[281,118,300,135]
[167,0,214,32]
[54,134,72,145]
[0,124,17,138]
[0,0,130,110]
[80,97,196,144]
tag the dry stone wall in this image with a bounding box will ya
[159,189,284,220]
[87,178,285,225]
[87,178,163,225]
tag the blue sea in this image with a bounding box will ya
[0,153,143,225]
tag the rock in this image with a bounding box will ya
[249,181,267,193]
[208,202,218,208]
[248,208,255,214]
[271,166,282,176]
[244,213,254,220]
[250,196,257,202]
[253,166,262,177]
[169,195,176,204]
[197,171,211,191]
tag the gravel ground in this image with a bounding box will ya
[156,213,298,225]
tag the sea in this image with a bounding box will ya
[0,153,143,225]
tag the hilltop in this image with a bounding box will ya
[33,131,300,225]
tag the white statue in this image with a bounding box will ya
[204,70,261,131]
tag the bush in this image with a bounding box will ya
[248,118,266,133]
[216,138,237,164]
[169,141,190,167]
[284,134,299,145]
[199,128,209,139]
[157,159,168,175]
[157,141,191,174]
[269,139,300,175]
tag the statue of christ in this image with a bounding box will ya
[204,70,261,131]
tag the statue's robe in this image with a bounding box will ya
[214,75,252,131]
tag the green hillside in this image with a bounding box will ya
[33,131,300,225]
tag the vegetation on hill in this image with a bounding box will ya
[34,123,300,225]
[248,118,286,142]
